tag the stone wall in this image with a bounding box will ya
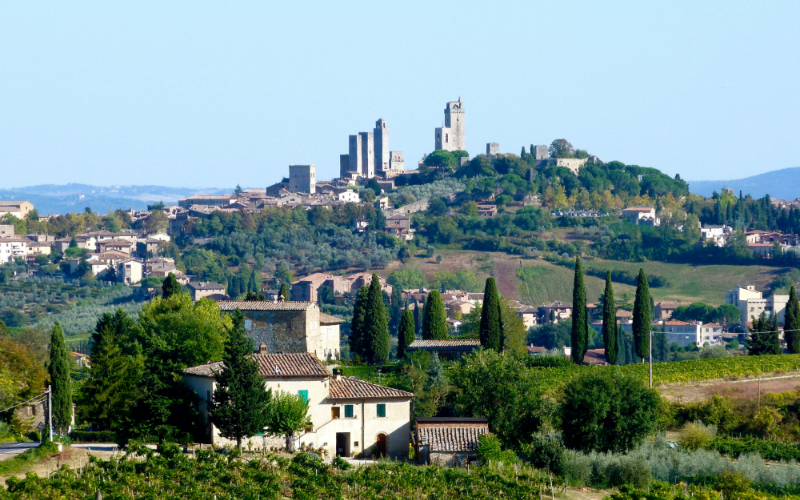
[244,308,317,355]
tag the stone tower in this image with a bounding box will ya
[434,97,465,152]
[358,131,374,178]
[348,135,362,174]
[289,164,316,194]
[374,119,390,172]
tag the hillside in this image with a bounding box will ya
[689,166,800,199]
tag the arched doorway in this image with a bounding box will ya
[376,433,387,457]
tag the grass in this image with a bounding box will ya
[0,441,58,476]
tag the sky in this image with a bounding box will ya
[2,1,799,189]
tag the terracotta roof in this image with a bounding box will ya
[664,320,692,326]
[417,425,489,452]
[328,377,413,400]
[319,312,344,324]
[217,301,315,311]
[407,339,481,352]
[184,352,328,379]
[188,282,226,291]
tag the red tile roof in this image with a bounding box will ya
[328,377,413,400]
[184,352,328,379]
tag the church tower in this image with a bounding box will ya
[434,97,465,152]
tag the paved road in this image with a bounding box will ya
[0,442,38,460]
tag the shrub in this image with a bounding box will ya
[699,344,730,359]
[524,432,565,472]
[476,433,517,465]
[69,430,118,443]
[679,421,717,451]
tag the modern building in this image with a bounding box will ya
[184,353,413,458]
[0,201,34,219]
[726,285,789,329]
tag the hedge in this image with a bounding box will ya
[69,430,118,443]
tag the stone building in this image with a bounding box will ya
[217,301,342,361]
[343,119,402,179]
[186,282,227,301]
[289,164,316,194]
[415,417,489,466]
[434,98,465,152]
[374,119,389,172]
[486,142,499,158]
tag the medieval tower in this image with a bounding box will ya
[374,118,390,172]
[435,98,465,152]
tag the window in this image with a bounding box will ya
[345,405,354,418]
[244,320,252,331]
[377,404,386,418]
[332,407,340,419]
[298,390,309,403]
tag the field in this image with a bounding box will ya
[381,250,787,307]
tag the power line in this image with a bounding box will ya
[0,391,48,414]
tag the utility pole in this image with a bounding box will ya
[47,384,53,442]
[649,331,653,389]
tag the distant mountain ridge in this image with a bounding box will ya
[0,184,229,215]
[689,167,800,200]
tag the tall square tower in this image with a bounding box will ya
[434,98,465,152]
[358,131,374,178]
[374,119,390,172]
[348,135,362,173]
[289,164,316,194]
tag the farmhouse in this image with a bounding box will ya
[415,417,489,466]
[184,353,413,459]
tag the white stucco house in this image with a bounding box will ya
[183,352,413,459]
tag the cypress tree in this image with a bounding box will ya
[571,257,588,365]
[349,287,369,360]
[48,321,72,435]
[632,269,651,360]
[209,310,272,450]
[423,290,449,340]
[161,272,182,299]
[479,277,503,351]
[397,309,415,359]
[785,286,800,353]
[279,282,290,301]
[364,274,391,364]
[389,286,404,336]
[602,271,617,364]
[413,298,422,337]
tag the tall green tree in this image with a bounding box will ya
[571,257,588,365]
[389,286,404,336]
[413,298,422,337]
[632,269,651,360]
[422,290,448,340]
[209,310,272,451]
[48,321,72,434]
[785,286,800,354]
[80,310,144,432]
[747,312,781,356]
[279,282,290,302]
[364,274,391,364]
[161,272,182,299]
[349,287,369,361]
[479,277,503,351]
[602,271,617,364]
[397,310,415,359]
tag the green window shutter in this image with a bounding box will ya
[345,404,354,418]
[298,390,308,403]
[377,404,386,417]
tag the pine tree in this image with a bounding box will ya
[48,321,72,435]
[423,290,449,340]
[397,309,415,359]
[571,257,588,365]
[279,282,290,302]
[602,271,617,364]
[785,286,800,353]
[209,310,272,450]
[632,269,651,360]
[479,277,503,351]
[747,312,781,356]
[162,272,182,299]
[364,274,391,364]
[349,287,369,360]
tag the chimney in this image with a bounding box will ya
[259,343,267,354]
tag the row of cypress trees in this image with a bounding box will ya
[349,274,392,364]
[571,256,652,365]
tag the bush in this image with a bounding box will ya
[476,433,517,466]
[524,432,565,472]
[332,455,351,470]
[679,421,717,451]
[699,344,730,359]
[69,430,118,443]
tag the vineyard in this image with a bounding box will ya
[527,354,800,393]
[0,444,547,500]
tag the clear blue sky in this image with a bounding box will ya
[2,1,799,189]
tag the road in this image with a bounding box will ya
[0,442,119,461]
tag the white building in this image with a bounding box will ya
[701,225,732,246]
[726,285,789,329]
[338,191,360,203]
[620,320,721,347]
[184,352,413,458]
[0,237,28,264]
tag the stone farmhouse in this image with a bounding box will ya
[415,417,489,466]
[184,352,413,458]
[217,301,342,361]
